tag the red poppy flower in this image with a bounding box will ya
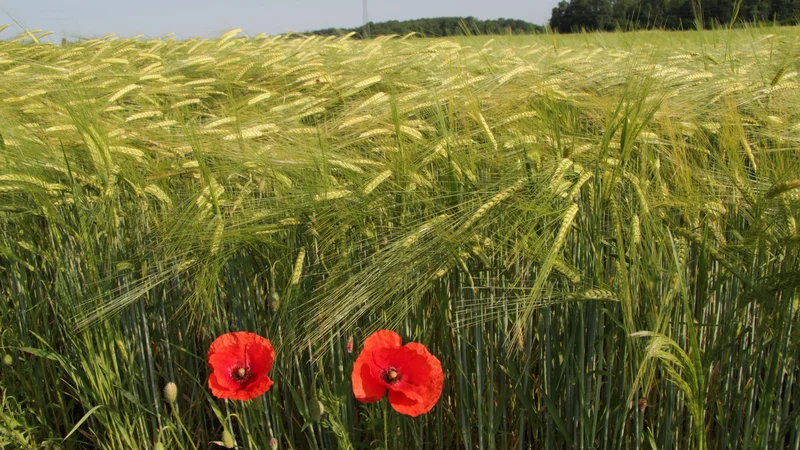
[207,331,275,401]
[351,330,444,417]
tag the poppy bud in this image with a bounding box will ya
[346,336,354,353]
[222,430,235,448]
[163,382,178,404]
[2,354,12,367]
[268,437,278,449]
[154,443,165,450]
[309,399,324,421]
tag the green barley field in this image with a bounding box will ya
[1,23,799,449]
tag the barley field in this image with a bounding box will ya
[1,24,799,449]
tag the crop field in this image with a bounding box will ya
[1,23,799,449]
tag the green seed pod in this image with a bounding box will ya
[309,399,324,421]
[163,382,178,404]
[222,430,235,449]
[154,443,165,450]
[2,354,12,367]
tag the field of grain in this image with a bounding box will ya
[1,24,799,449]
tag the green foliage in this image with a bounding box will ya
[308,16,544,38]
[550,0,800,32]
[1,24,800,449]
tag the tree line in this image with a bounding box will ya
[550,0,800,32]
[303,1,799,39]
[306,17,544,38]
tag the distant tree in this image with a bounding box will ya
[770,0,800,23]
[305,17,544,38]
[549,0,797,32]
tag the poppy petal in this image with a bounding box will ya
[403,342,444,387]
[363,330,402,353]
[351,330,444,416]
[388,389,432,417]
[368,347,402,385]
[208,333,240,358]
[207,331,275,401]
[238,374,274,401]
[209,372,237,399]
[387,343,443,416]
[209,373,274,401]
[360,330,404,391]
[352,349,386,403]
[207,346,242,391]
[245,336,275,378]
[389,346,434,382]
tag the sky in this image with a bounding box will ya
[1,0,561,41]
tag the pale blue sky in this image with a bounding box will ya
[1,0,560,40]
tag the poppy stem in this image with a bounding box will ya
[383,398,389,450]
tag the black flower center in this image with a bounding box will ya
[381,366,401,384]
[230,363,252,383]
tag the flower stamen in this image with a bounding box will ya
[230,363,252,383]
[382,366,401,384]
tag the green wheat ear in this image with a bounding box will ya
[1,24,798,450]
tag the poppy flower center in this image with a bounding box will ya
[229,363,252,383]
[382,366,401,384]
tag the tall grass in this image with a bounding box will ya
[1,24,799,449]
